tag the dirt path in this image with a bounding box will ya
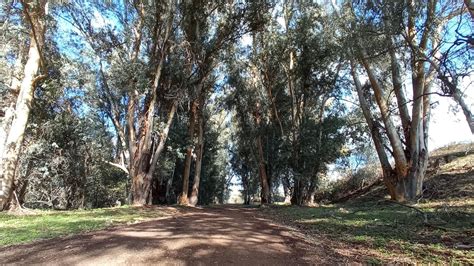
[0,206,350,265]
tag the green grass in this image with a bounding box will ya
[262,200,474,264]
[0,206,166,246]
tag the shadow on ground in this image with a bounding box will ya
[0,206,355,265]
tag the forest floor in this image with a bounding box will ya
[262,199,473,264]
[259,142,473,264]
[1,144,472,264]
[0,203,472,264]
[0,205,339,265]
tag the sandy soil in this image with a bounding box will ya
[0,206,353,265]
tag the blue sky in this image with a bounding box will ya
[47,1,473,199]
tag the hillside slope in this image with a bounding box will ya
[342,142,474,203]
[261,143,474,263]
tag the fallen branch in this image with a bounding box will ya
[385,200,468,232]
[385,200,428,223]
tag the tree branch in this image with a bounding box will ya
[106,161,129,175]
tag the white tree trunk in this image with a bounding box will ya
[453,90,474,134]
[0,31,43,210]
[360,54,408,177]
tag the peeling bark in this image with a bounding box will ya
[256,134,271,204]
[254,103,271,204]
[388,37,411,142]
[0,0,46,211]
[453,90,474,134]
[360,53,408,177]
[350,61,396,197]
[178,100,197,205]
[128,3,175,205]
[189,112,204,206]
[131,102,177,205]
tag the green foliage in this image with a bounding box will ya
[2,0,469,211]
[198,115,230,205]
[226,2,357,205]
[15,55,127,209]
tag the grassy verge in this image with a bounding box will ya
[0,206,168,247]
[262,199,474,264]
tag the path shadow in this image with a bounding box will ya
[0,206,354,265]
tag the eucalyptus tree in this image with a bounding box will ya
[196,102,233,205]
[227,63,268,204]
[0,0,48,211]
[225,4,281,205]
[225,42,269,204]
[226,1,350,206]
[177,0,270,205]
[338,0,470,201]
[60,0,182,205]
[282,2,349,205]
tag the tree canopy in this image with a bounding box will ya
[0,0,472,210]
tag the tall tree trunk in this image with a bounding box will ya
[130,95,157,205]
[393,58,428,202]
[350,61,397,197]
[256,135,271,204]
[189,113,204,206]
[360,53,408,177]
[388,37,411,143]
[392,98,429,202]
[131,172,152,205]
[282,175,292,204]
[291,177,304,205]
[254,101,271,205]
[359,52,427,201]
[453,88,474,134]
[0,0,46,211]
[0,46,26,167]
[130,102,177,205]
[0,106,15,175]
[241,170,251,205]
[100,1,176,206]
[178,100,197,205]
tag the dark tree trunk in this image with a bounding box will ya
[254,101,271,205]
[130,103,177,206]
[241,171,251,205]
[132,172,153,205]
[178,100,197,205]
[282,175,292,204]
[256,136,271,204]
[189,113,204,206]
[291,178,304,206]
